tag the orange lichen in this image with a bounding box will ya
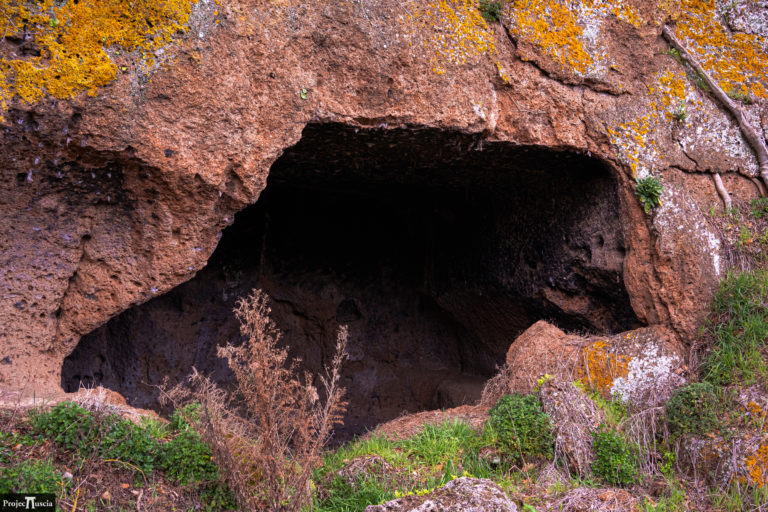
[579,339,631,397]
[506,0,641,76]
[405,0,496,74]
[0,0,195,117]
[672,0,768,99]
[608,68,706,177]
[745,440,768,488]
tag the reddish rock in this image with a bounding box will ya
[0,1,761,410]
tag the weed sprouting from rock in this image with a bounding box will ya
[478,0,503,22]
[635,176,663,214]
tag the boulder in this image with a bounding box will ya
[492,322,685,411]
[551,487,639,512]
[365,477,517,512]
[501,321,582,396]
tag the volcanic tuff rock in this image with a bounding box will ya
[1,0,767,401]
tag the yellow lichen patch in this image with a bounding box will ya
[745,440,768,488]
[0,0,195,116]
[578,339,631,397]
[673,0,768,99]
[404,0,496,74]
[608,68,705,178]
[506,0,641,77]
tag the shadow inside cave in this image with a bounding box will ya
[62,123,641,438]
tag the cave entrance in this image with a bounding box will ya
[62,124,640,436]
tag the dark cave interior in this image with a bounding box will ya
[62,124,641,436]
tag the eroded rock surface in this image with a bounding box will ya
[364,477,518,512]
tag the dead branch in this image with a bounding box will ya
[662,25,768,188]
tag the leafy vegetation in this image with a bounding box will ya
[0,459,65,494]
[591,427,639,486]
[665,382,720,437]
[478,0,503,22]
[672,101,687,122]
[635,176,663,214]
[24,400,234,510]
[486,393,554,461]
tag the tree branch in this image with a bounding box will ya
[662,25,768,188]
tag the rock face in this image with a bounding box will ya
[365,477,518,512]
[0,1,764,411]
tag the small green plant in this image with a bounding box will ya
[665,382,720,438]
[702,269,768,385]
[750,197,768,219]
[665,46,682,63]
[140,415,169,440]
[478,0,503,21]
[591,427,639,486]
[0,459,65,494]
[672,101,687,122]
[728,87,752,104]
[643,477,687,511]
[692,69,711,91]
[659,451,675,479]
[635,176,663,214]
[486,393,554,461]
[100,415,163,475]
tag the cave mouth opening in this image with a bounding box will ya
[62,123,641,437]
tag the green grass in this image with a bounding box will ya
[709,484,768,512]
[701,269,768,385]
[575,381,627,427]
[642,478,687,511]
[313,420,516,512]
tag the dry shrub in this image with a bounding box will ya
[163,289,348,512]
[539,379,604,477]
[480,363,515,407]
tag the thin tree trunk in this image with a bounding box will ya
[662,25,768,188]
[712,173,732,209]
